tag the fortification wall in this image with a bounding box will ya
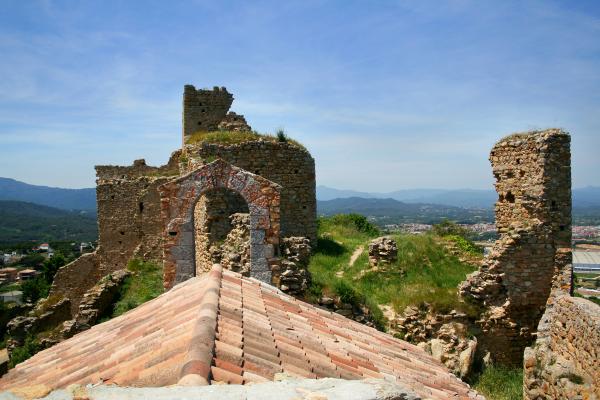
[186,141,317,242]
[460,129,571,365]
[49,252,101,315]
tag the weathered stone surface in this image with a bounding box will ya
[273,237,311,295]
[460,129,572,365]
[160,159,281,289]
[389,303,478,378]
[523,259,600,399]
[217,111,252,132]
[0,378,424,400]
[183,85,233,138]
[368,237,398,267]
[6,297,71,359]
[62,269,130,338]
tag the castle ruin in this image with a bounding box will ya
[460,129,572,364]
[50,84,316,314]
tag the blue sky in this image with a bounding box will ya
[1,0,599,190]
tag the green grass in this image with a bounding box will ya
[185,129,306,150]
[308,215,480,330]
[472,365,523,400]
[109,259,164,318]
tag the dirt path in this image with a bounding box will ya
[349,245,365,267]
[336,245,365,278]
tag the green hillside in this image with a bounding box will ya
[0,200,97,244]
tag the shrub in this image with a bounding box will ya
[327,214,380,236]
[109,259,163,317]
[432,219,470,238]
[8,335,41,368]
[276,129,288,142]
[20,276,50,304]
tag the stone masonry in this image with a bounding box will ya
[182,85,233,141]
[523,253,600,399]
[460,129,571,365]
[43,85,316,320]
[185,141,317,242]
[159,159,281,289]
[368,237,398,267]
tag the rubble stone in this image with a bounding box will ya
[368,237,398,267]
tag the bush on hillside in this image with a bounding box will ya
[325,214,380,236]
[432,219,470,238]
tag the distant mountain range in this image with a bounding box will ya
[0,200,97,244]
[0,177,96,212]
[317,185,600,209]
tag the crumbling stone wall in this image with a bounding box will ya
[193,191,249,274]
[182,85,233,140]
[160,159,281,289]
[218,112,252,132]
[50,155,180,315]
[460,129,571,365]
[186,141,317,242]
[523,256,600,399]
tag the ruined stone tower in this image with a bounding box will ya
[460,129,571,365]
[182,85,234,142]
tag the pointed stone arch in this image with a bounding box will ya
[159,159,281,289]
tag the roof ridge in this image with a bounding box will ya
[178,264,223,385]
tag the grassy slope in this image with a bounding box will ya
[309,215,522,400]
[308,215,479,318]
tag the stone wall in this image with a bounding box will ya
[524,293,600,399]
[186,141,317,242]
[50,155,180,315]
[460,129,571,365]
[49,252,101,315]
[182,85,233,140]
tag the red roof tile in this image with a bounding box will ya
[0,264,481,399]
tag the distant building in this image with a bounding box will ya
[0,291,23,304]
[36,243,51,252]
[573,251,600,273]
[17,269,40,281]
[0,267,19,284]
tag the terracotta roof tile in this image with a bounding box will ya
[0,264,481,399]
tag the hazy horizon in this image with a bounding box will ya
[1,1,599,191]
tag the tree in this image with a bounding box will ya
[41,253,67,284]
[20,277,50,304]
[432,219,470,238]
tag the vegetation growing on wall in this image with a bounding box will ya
[108,259,164,318]
[185,129,306,150]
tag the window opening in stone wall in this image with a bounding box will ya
[193,188,250,276]
[505,191,515,203]
[139,202,144,213]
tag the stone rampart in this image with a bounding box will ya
[460,129,571,365]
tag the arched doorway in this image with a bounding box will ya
[159,159,281,290]
[193,188,250,275]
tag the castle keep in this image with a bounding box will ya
[50,85,316,313]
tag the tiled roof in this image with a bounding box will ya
[0,265,481,399]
